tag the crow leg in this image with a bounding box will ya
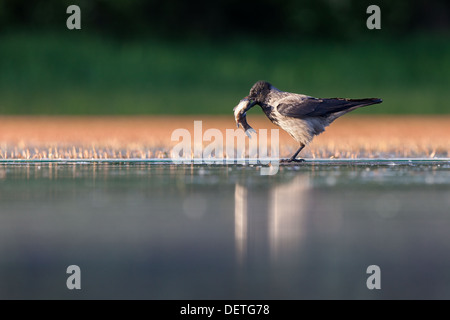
[281,144,305,163]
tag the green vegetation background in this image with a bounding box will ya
[0,0,449,115]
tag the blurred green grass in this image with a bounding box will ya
[0,32,449,115]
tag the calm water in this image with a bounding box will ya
[0,160,449,299]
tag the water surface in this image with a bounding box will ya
[0,160,449,299]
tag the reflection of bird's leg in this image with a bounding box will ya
[281,144,305,163]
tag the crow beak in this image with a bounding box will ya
[234,97,257,113]
[242,97,257,111]
[247,100,257,110]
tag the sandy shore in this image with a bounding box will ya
[0,115,448,159]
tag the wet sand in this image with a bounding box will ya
[0,115,448,159]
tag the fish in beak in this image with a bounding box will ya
[233,98,257,138]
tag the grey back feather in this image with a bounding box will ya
[276,97,382,118]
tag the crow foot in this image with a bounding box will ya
[280,158,305,163]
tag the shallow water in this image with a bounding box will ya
[0,160,449,299]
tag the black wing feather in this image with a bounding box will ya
[277,97,382,118]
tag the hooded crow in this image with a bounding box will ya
[234,81,382,162]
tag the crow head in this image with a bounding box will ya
[247,80,272,104]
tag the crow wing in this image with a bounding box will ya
[276,95,382,118]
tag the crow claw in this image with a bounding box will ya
[280,158,305,163]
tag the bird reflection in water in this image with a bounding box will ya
[234,174,311,265]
